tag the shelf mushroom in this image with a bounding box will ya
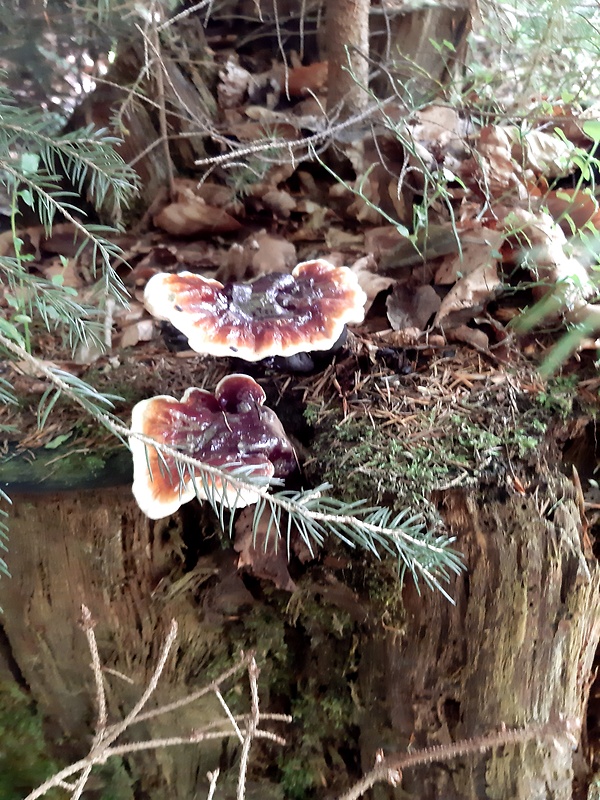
[131,374,297,519]
[143,258,367,361]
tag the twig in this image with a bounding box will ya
[237,657,261,800]
[336,718,581,800]
[95,619,178,752]
[81,606,108,745]
[24,616,289,800]
[206,768,220,800]
[216,687,244,743]
[145,3,174,194]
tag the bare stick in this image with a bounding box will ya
[237,657,261,800]
[96,619,178,752]
[81,605,108,745]
[336,718,581,800]
[146,3,174,195]
[206,768,220,800]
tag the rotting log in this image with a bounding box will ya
[359,472,600,800]
[0,454,599,798]
[0,487,249,799]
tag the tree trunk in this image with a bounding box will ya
[370,1,475,104]
[326,0,371,116]
[359,473,599,799]
[0,445,597,799]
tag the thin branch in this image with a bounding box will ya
[336,718,581,800]
[93,619,178,754]
[206,768,220,800]
[24,615,289,800]
[237,657,261,800]
[81,605,108,744]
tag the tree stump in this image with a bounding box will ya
[0,450,598,799]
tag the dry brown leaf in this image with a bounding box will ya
[286,61,328,96]
[412,104,468,150]
[459,125,529,201]
[119,319,156,348]
[386,284,441,332]
[544,189,600,234]
[505,126,575,178]
[217,57,252,109]
[217,230,297,282]
[260,188,297,217]
[42,257,85,289]
[351,254,395,312]
[503,207,598,324]
[325,228,364,250]
[434,229,504,285]
[446,324,490,351]
[435,261,501,327]
[363,226,407,259]
[112,301,145,325]
[153,188,241,236]
[234,506,296,592]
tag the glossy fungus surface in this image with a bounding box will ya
[143,258,367,361]
[131,374,297,519]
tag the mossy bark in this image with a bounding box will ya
[0,457,598,798]
[360,473,599,799]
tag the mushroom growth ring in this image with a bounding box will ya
[130,374,297,519]
[143,258,367,361]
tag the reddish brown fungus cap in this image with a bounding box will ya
[143,258,367,361]
[131,374,297,519]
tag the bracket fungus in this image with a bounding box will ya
[143,258,367,361]
[131,374,297,519]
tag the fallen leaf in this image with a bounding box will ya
[119,319,156,348]
[544,189,600,234]
[42,257,85,288]
[386,284,441,331]
[459,125,529,201]
[217,230,297,281]
[446,324,490,351]
[364,225,407,258]
[435,261,501,327]
[218,57,252,109]
[434,229,503,285]
[234,506,296,592]
[412,104,469,148]
[286,61,328,96]
[351,254,395,312]
[260,188,297,217]
[153,188,241,235]
[506,126,576,178]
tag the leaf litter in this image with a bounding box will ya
[3,40,600,586]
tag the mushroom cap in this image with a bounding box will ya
[131,374,297,519]
[143,258,367,361]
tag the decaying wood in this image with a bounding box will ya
[0,460,598,798]
[371,2,475,103]
[0,488,254,799]
[359,472,599,799]
[68,14,216,211]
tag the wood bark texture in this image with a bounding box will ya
[0,466,598,799]
[326,0,371,115]
[359,472,599,799]
[370,3,474,103]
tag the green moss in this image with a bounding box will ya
[534,375,578,419]
[304,387,555,520]
[0,681,65,800]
